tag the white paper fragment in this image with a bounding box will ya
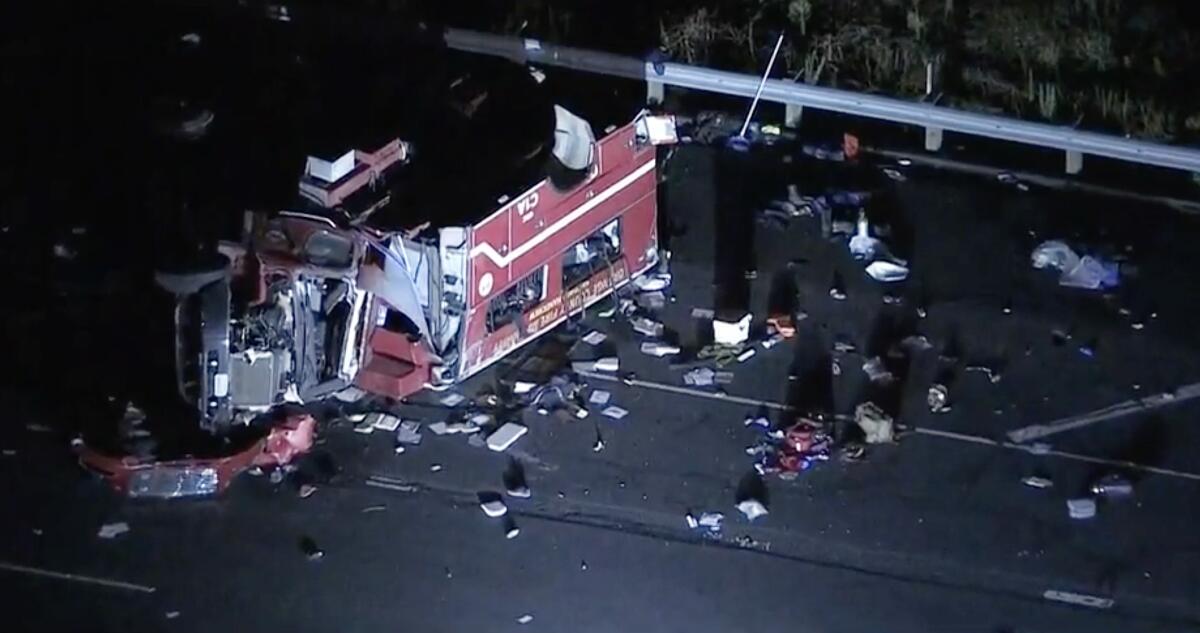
[736,499,769,521]
[487,423,529,452]
[582,331,607,345]
[601,406,629,420]
[513,381,537,395]
[589,390,612,405]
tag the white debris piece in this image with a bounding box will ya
[439,393,466,407]
[861,357,895,385]
[517,614,534,625]
[372,414,402,432]
[573,357,619,372]
[684,367,716,387]
[736,348,757,363]
[641,341,681,357]
[631,317,665,337]
[865,260,909,282]
[98,522,130,539]
[589,390,612,405]
[582,330,608,345]
[736,499,769,521]
[855,402,895,444]
[601,406,629,420]
[513,381,538,395]
[1022,476,1053,489]
[395,421,422,445]
[632,273,671,292]
[593,357,620,372]
[1067,498,1096,520]
[506,526,521,539]
[697,512,724,531]
[480,499,508,518]
[712,314,752,346]
[353,418,376,434]
[428,421,452,435]
[486,423,529,452]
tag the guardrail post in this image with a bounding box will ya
[1065,150,1084,175]
[785,103,803,128]
[924,127,943,152]
[647,80,664,105]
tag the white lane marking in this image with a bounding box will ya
[0,560,157,594]
[1042,589,1114,609]
[1007,382,1200,443]
[470,159,656,268]
[578,372,1200,482]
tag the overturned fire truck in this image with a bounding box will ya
[80,90,676,496]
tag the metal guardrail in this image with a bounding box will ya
[445,28,1200,175]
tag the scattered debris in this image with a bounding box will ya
[631,317,665,338]
[861,357,895,385]
[513,381,537,395]
[1090,474,1133,498]
[573,357,620,372]
[601,406,629,420]
[633,273,671,292]
[683,367,716,387]
[899,335,933,352]
[1031,240,1120,290]
[298,484,318,498]
[582,330,608,345]
[865,260,909,282]
[854,403,895,444]
[592,434,606,452]
[428,421,452,435]
[641,341,681,357]
[353,418,376,434]
[965,364,1003,383]
[636,291,667,310]
[589,390,612,405]
[1021,476,1053,489]
[517,614,535,625]
[736,499,769,521]
[372,414,402,432]
[487,423,529,452]
[430,464,444,473]
[686,511,724,533]
[361,504,388,513]
[364,475,418,492]
[881,167,907,182]
[1067,498,1097,520]
[97,522,130,539]
[712,314,752,346]
[165,611,181,620]
[927,383,950,413]
[691,307,715,319]
[480,498,509,518]
[395,421,423,445]
[439,393,466,407]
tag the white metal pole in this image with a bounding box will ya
[737,34,785,139]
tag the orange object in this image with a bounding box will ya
[766,314,796,338]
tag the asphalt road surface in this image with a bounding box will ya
[4,141,1200,633]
